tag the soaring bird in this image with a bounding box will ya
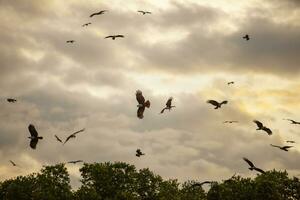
[138,10,152,15]
[104,35,124,40]
[63,128,85,145]
[227,81,234,85]
[82,22,91,27]
[253,120,272,135]
[207,100,228,109]
[160,97,175,114]
[286,140,296,143]
[283,119,300,125]
[243,34,250,40]
[136,149,145,157]
[136,90,150,119]
[90,10,108,17]
[66,40,75,43]
[7,98,17,103]
[191,181,213,187]
[67,160,83,164]
[9,160,17,167]
[243,157,265,174]
[223,121,238,124]
[54,135,63,143]
[270,144,293,152]
[28,124,43,149]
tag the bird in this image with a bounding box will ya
[223,121,238,124]
[136,90,150,119]
[191,181,213,187]
[66,40,75,43]
[243,157,265,174]
[7,98,17,103]
[67,160,83,164]
[28,124,43,149]
[82,22,91,27]
[286,140,296,143]
[270,144,293,152]
[243,34,250,40]
[63,128,85,145]
[227,81,234,85]
[9,160,17,167]
[104,35,124,40]
[160,97,175,114]
[138,10,152,15]
[136,149,145,157]
[253,120,272,135]
[283,119,300,125]
[207,100,228,109]
[54,135,63,143]
[90,10,108,17]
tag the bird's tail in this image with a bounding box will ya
[144,100,150,108]
[38,137,43,139]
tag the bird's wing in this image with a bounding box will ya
[270,144,280,149]
[64,135,74,144]
[262,127,272,135]
[136,90,145,104]
[243,157,255,168]
[30,138,38,149]
[160,108,166,114]
[137,107,145,119]
[72,128,85,135]
[105,36,113,39]
[200,181,212,185]
[283,146,293,149]
[137,10,144,13]
[207,100,219,106]
[9,160,16,166]
[116,35,124,38]
[90,13,97,17]
[221,100,228,105]
[254,167,266,174]
[55,135,62,143]
[253,120,263,128]
[28,124,38,137]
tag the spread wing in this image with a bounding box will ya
[55,135,62,143]
[221,100,228,105]
[160,108,166,114]
[28,124,38,137]
[254,167,266,174]
[115,35,124,38]
[137,107,145,119]
[9,160,16,166]
[283,146,293,150]
[105,36,113,39]
[243,157,255,168]
[30,138,38,149]
[253,120,263,129]
[136,90,145,104]
[207,100,219,106]
[64,134,74,144]
[262,127,272,135]
[270,144,280,149]
[72,128,85,135]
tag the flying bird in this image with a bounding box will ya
[227,81,234,85]
[28,124,43,149]
[253,120,272,135]
[138,10,152,15]
[63,128,85,145]
[207,100,228,109]
[286,140,296,143]
[9,160,17,167]
[270,144,293,152]
[82,22,91,27]
[223,121,238,124]
[104,35,124,40]
[67,160,83,164]
[243,34,250,40]
[90,10,108,17]
[66,40,75,43]
[7,98,17,103]
[283,119,300,125]
[160,97,175,114]
[54,135,63,143]
[243,157,265,174]
[136,90,150,119]
[136,149,145,157]
[191,181,213,187]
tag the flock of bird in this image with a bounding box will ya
[3,8,299,184]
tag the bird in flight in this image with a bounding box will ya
[283,119,300,125]
[286,140,296,143]
[9,160,17,167]
[7,98,17,103]
[66,40,75,43]
[270,144,293,152]
[191,181,213,187]
[63,128,85,145]
[160,97,175,114]
[138,10,151,15]
[253,120,272,135]
[223,121,238,124]
[136,149,145,157]
[136,90,150,119]
[104,35,124,40]
[90,10,108,17]
[82,22,91,27]
[227,81,234,85]
[243,157,265,174]
[54,135,63,143]
[207,100,228,109]
[67,160,83,164]
[28,124,43,149]
[243,34,250,40]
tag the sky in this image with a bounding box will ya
[1,0,300,188]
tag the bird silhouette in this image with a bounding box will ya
[28,124,43,149]
[160,97,175,114]
[286,140,296,143]
[270,144,293,152]
[243,157,265,174]
[90,10,108,17]
[82,22,91,27]
[223,121,238,124]
[9,160,17,167]
[136,90,150,119]
[207,100,228,109]
[243,34,250,40]
[7,98,17,103]
[283,119,300,125]
[136,149,145,157]
[227,81,234,85]
[54,135,63,143]
[253,120,272,135]
[191,181,213,187]
[104,35,124,40]
[66,40,75,43]
[138,10,152,15]
[67,160,83,164]
[63,128,85,145]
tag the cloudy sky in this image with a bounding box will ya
[1,0,300,187]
